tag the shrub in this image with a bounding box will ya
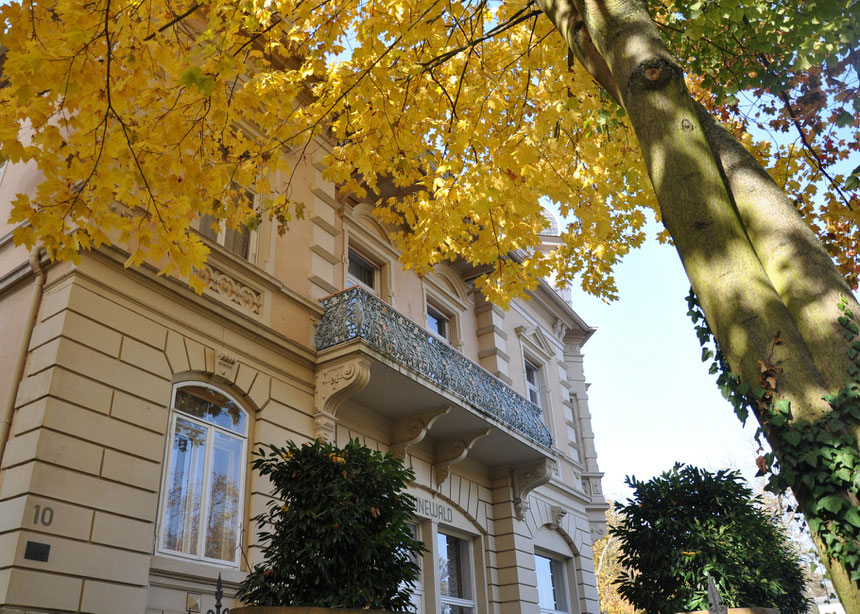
[613,464,809,614]
[236,439,425,610]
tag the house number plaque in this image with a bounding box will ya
[32,504,54,527]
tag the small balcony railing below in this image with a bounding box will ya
[314,286,553,448]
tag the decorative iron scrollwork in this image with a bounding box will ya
[315,287,553,447]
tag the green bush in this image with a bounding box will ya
[236,439,425,610]
[613,464,809,614]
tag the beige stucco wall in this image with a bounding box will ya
[0,148,605,614]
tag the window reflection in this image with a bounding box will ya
[160,385,247,566]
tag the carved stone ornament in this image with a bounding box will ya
[434,429,490,487]
[590,524,607,541]
[511,458,556,521]
[313,357,372,441]
[552,318,567,340]
[198,264,264,315]
[548,505,567,530]
[390,406,451,459]
[214,352,239,383]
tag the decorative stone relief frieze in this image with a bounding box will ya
[590,524,607,541]
[434,429,490,487]
[313,357,372,441]
[583,473,604,498]
[390,406,451,459]
[199,264,263,315]
[511,458,556,520]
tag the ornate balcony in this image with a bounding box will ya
[314,286,553,449]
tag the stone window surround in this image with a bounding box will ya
[422,273,469,352]
[195,186,262,266]
[535,551,571,614]
[342,220,397,304]
[534,526,582,614]
[516,325,561,440]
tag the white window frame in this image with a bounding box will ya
[156,383,248,568]
[524,359,543,409]
[405,522,425,614]
[347,247,380,293]
[437,530,476,614]
[422,274,468,351]
[426,304,451,343]
[197,187,259,263]
[535,552,571,614]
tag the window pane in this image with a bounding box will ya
[427,308,448,339]
[348,249,377,288]
[163,418,208,556]
[525,362,537,385]
[199,214,219,241]
[175,386,246,434]
[204,432,244,561]
[440,605,472,614]
[224,226,250,259]
[438,533,470,599]
[536,555,567,612]
[525,361,541,408]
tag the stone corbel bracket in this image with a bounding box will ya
[434,429,490,487]
[313,356,372,441]
[511,458,556,521]
[390,406,451,459]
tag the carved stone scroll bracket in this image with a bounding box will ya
[511,458,556,521]
[390,406,451,459]
[548,505,567,530]
[434,429,490,488]
[313,356,372,441]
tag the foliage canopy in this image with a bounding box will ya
[2,0,859,606]
[0,0,856,301]
[613,465,809,614]
[236,439,424,609]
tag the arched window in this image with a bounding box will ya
[158,383,248,566]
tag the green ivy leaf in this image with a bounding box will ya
[817,495,846,514]
[783,431,802,447]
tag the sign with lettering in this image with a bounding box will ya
[413,495,454,523]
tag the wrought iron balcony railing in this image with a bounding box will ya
[314,286,553,448]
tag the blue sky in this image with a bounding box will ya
[566,223,761,504]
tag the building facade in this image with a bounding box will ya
[0,146,608,614]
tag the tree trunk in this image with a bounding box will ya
[536,0,860,610]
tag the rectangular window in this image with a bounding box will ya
[535,554,569,614]
[525,360,542,408]
[406,522,424,614]
[347,248,378,291]
[427,306,449,341]
[438,532,474,614]
[197,187,255,260]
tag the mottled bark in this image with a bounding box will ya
[536,0,860,609]
[694,103,860,393]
